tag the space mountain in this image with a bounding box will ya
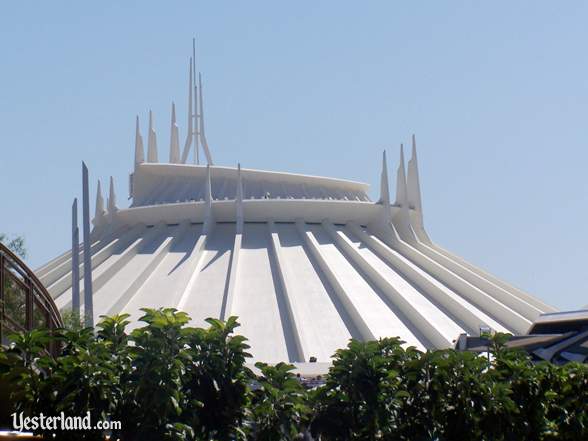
[36,43,556,367]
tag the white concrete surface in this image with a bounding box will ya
[37,53,557,363]
[38,153,557,362]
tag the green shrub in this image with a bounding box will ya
[1,312,587,440]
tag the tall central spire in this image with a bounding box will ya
[198,73,214,165]
[179,38,212,165]
[135,39,215,168]
[181,57,194,164]
[193,38,199,165]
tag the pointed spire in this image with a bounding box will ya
[71,198,80,315]
[193,38,200,165]
[95,179,105,220]
[147,110,158,162]
[198,73,214,165]
[81,162,94,327]
[108,176,117,213]
[134,116,144,167]
[169,102,180,163]
[407,134,423,213]
[181,58,194,164]
[395,144,408,207]
[236,163,244,233]
[379,150,391,208]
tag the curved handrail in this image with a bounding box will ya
[0,242,63,332]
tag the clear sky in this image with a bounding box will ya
[1,2,587,310]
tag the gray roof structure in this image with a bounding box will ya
[456,309,588,364]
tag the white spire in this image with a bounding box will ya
[395,144,408,207]
[236,163,244,233]
[379,150,391,208]
[134,115,144,167]
[95,179,105,220]
[193,38,200,165]
[147,110,158,163]
[108,176,117,213]
[71,198,80,315]
[407,134,430,243]
[198,73,214,165]
[181,58,194,164]
[169,102,180,163]
[81,162,94,327]
[407,134,423,213]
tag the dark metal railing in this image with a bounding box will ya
[0,243,63,346]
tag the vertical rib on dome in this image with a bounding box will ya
[81,162,94,327]
[71,198,80,315]
[236,163,244,233]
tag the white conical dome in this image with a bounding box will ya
[36,45,556,370]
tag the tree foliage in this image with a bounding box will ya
[182,316,252,440]
[310,335,588,441]
[0,233,27,259]
[251,362,310,441]
[0,313,587,440]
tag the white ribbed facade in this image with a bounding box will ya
[35,46,556,365]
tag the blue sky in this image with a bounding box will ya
[1,2,587,310]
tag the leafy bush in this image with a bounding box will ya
[251,362,310,440]
[181,316,253,440]
[310,336,588,441]
[0,312,587,440]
